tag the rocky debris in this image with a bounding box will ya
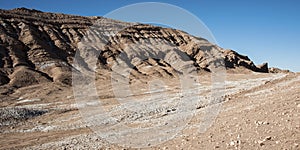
[0,107,47,126]
[0,8,269,88]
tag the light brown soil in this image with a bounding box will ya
[0,72,299,149]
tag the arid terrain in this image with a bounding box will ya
[0,8,299,149]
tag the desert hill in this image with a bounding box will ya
[0,8,269,88]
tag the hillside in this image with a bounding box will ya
[0,8,268,88]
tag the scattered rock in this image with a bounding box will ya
[0,108,47,126]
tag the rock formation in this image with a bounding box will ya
[0,8,268,87]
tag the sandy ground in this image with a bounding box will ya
[0,71,299,149]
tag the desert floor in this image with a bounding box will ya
[0,71,299,149]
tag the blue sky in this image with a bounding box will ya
[1,0,299,71]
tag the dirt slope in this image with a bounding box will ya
[0,72,299,149]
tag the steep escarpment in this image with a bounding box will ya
[0,8,268,87]
[0,8,94,86]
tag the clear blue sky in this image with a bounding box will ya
[1,0,299,72]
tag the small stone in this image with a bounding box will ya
[264,136,271,141]
[214,145,220,148]
[258,140,264,146]
[263,121,269,125]
[255,121,269,125]
[255,121,262,125]
[162,113,168,116]
[229,141,235,146]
